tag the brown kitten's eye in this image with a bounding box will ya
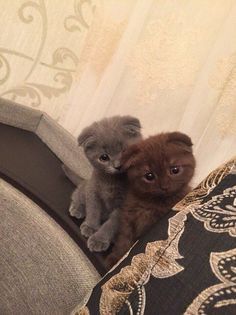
[170,166,182,175]
[99,154,110,162]
[144,172,155,181]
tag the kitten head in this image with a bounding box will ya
[121,132,196,197]
[78,116,142,174]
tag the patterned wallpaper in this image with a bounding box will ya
[0,0,98,120]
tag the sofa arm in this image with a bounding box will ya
[0,179,100,314]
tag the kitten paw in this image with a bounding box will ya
[69,203,85,219]
[80,222,97,238]
[87,234,110,252]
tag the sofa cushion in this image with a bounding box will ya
[75,157,236,315]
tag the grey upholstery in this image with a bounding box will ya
[0,97,92,180]
[0,179,100,315]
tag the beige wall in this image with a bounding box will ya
[1,0,236,185]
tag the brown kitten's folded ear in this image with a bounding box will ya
[120,116,142,138]
[168,132,193,153]
[121,144,140,170]
[78,125,97,149]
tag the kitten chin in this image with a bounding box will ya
[105,167,124,175]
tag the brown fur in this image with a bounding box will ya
[106,132,196,268]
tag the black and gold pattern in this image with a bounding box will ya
[99,209,187,314]
[76,157,236,315]
[174,157,236,211]
[185,248,236,314]
[192,185,236,237]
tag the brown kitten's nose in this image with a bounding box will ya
[160,183,169,191]
[115,165,121,171]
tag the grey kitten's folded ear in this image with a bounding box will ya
[121,144,140,170]
[78,125,97,149]
[168,132,193,153]
[120,116,142,137]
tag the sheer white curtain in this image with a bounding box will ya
[1,0,235,185]
[61,0,236,185]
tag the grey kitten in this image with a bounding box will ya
[69,116,142,252]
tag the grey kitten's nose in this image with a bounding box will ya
[113,160,121,170]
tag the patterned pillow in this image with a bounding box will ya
[74,157,236,315]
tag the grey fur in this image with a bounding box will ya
[69,116,142,252]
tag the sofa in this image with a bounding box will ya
[0,98,235,315]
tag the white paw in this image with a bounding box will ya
[87,234,110,252]
[69,203,85,219]
[80,222,96,238]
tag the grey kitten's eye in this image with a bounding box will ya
[99,154,110,162]
[144,172,155,181]
[170,166,182,175]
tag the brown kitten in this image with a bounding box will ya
[106,132,196,268]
